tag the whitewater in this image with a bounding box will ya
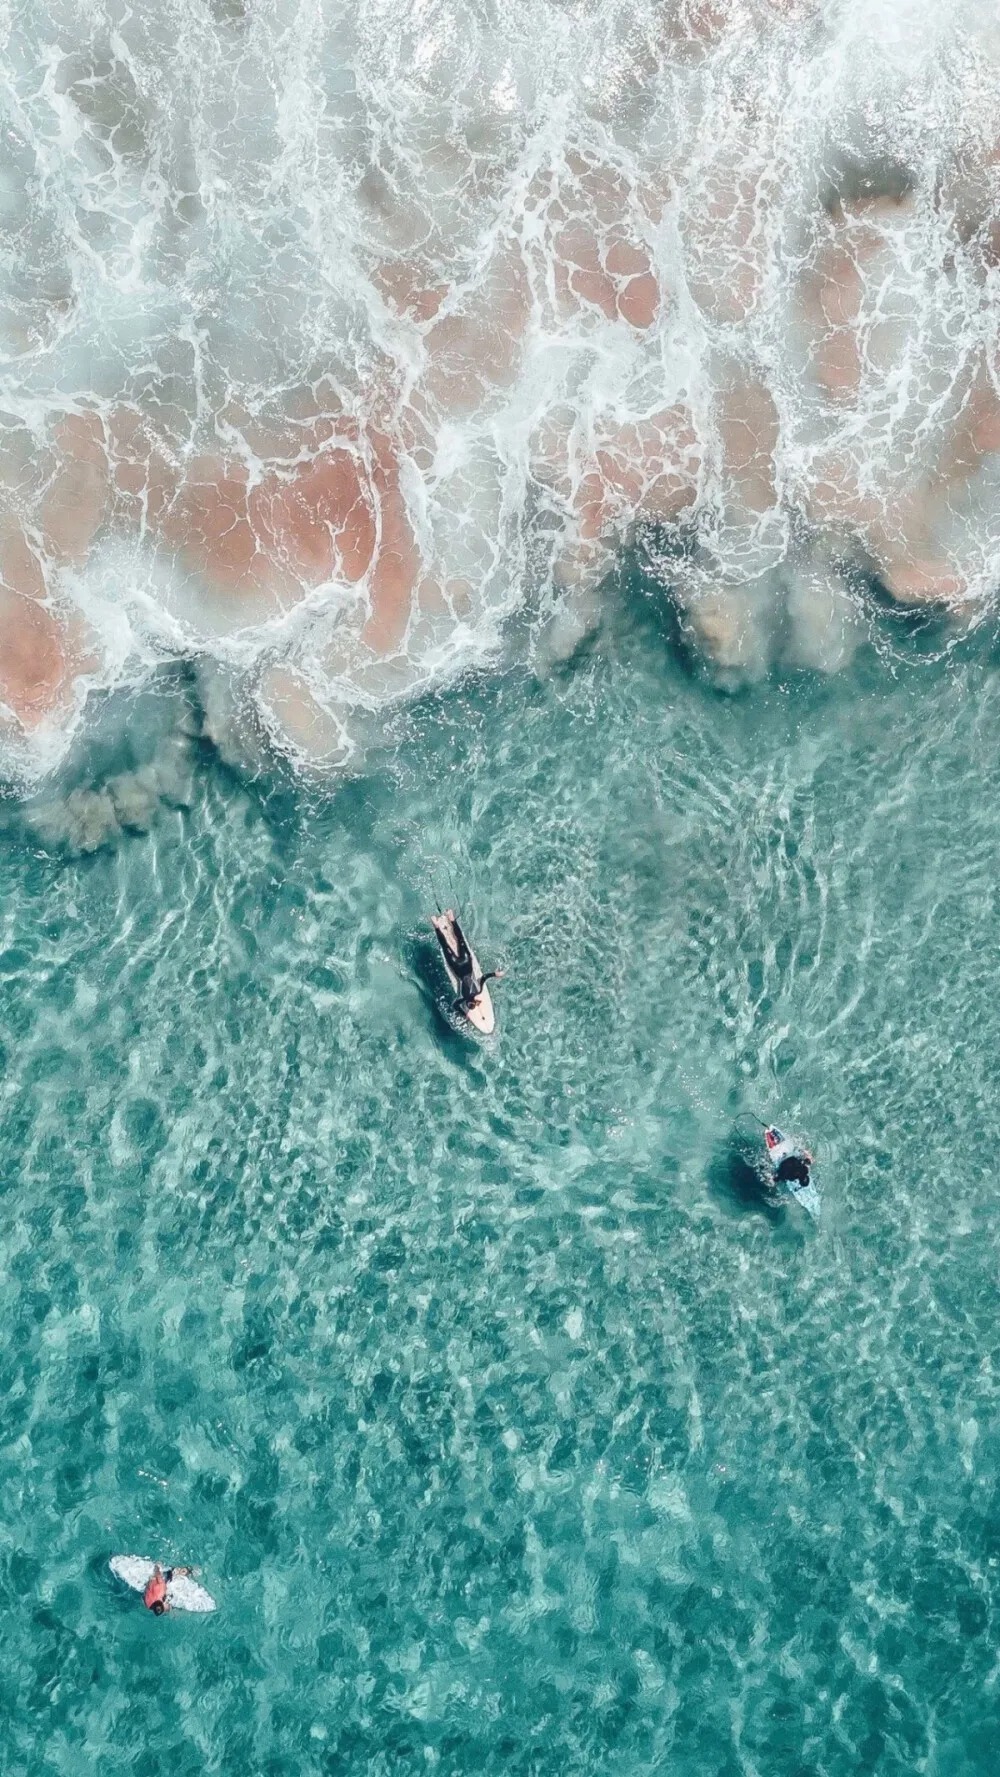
[3,0,1000,786]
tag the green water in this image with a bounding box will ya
[3,594,999,1775]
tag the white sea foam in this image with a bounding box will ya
[2,0,1000,774]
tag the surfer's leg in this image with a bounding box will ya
[450,919,473,972]
[433,925,455,966]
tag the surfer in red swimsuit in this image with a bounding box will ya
[143,1564,194,1615]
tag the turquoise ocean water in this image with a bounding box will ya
[3,584,1000,1774]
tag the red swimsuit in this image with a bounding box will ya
[143,1569,168,1611]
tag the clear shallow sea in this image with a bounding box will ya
[2,586,999,1776]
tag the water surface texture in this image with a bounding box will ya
[2,596,999,1774]
[5,4,1000,1763]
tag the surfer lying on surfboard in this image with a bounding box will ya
[110,1554,217,1613]
[144,1563,195,1615]
[431,909,504,1031]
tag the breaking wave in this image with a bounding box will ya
[3,0,1000,776]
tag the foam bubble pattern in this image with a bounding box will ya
[4,0,1000,769]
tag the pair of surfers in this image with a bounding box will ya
[119,907,501,1623]
[431,912,818,1215]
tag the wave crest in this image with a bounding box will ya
[3,0,1000,771]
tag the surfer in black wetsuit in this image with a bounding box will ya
[433,909,503,1011]
[774,1150,813,1189]
[455,973,501,1013]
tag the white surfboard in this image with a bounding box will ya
[110,1555,217,1613]
[431,913,495,1034]
[764,1128,821,1221]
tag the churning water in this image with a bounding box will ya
[3,0,1000,770]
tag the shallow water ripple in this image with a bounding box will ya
[2,625,1000,1772]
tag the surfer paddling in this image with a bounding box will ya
[143,1563,194,1616]
[431,909,504,1033]
[110,1554,217,1613]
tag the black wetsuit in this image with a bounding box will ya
[775,1153,811,1189]
[436,916,494,1008]
[454,972,497,1011]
